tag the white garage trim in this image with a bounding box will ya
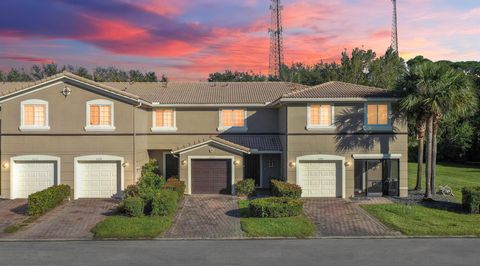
[295,154,346,198]
[74,155,124,199]
[187,156,235,195]
[10,155,61,199]
[352,154,402,159]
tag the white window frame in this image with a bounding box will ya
[19,99,50,131]
[363,102,392,131]
[306,104,335,130]
[85,99,115,131]
[151,108,177,132]
[217,109,248,132]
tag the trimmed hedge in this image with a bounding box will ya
[462,187,480,214]
[27,185,71,216]
[235,179,256,197]
[123,196,144,217]
[151,190,178,217]
[162,178,186,201]
[249,197,304,218]
[271,180,302,199]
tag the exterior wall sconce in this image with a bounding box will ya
[181,160,187,166]
[234,160,240,166]
[2,162,9,169]
[288,161,296,168]
[344,161,352,167]
[122,162,129,168]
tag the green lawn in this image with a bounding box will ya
[238,200,315,238]
[408,162,480,202]
[362,204,480,236]
[92,216,172,239]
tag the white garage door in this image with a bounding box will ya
[298,161,339,197]
[13,161,56,199]
[76,161,119,198]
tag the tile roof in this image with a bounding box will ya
[217,135,282,152]
[282,81,396,99]
[171,135,282,154]
[103,82,306,104]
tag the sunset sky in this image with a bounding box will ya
[0,0,479,80]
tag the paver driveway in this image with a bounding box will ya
[5,199,117,240]
[0,199,28,237]
[304,198,399,237]
[162,195,243,239]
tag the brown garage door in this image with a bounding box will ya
[191,159,231,194]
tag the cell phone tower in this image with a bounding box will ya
[269,0,284,78]
[391,0,399,53]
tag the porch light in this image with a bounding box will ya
[2,162,9,169]
[122,162,129,168]
[234,160,240,166]
[288,161,296,168]
[344,161,352,167]
[181,160,187,166]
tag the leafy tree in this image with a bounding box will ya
[93,67,128,82]
[6,68,32,81]
[208,70,268,82]
[0,70,5,81]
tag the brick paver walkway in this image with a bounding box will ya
[5,199,117,240]
[304,198,399,237]
[0,199,28,237]
[162,195,243,239]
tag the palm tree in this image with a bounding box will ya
[401,62,477,198]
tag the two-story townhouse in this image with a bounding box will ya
[0,72,407,200]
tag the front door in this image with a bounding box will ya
[261,154,281,188]
[244,154,260,187]
[365,160,383,197]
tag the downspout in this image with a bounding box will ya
[133,102,142,183]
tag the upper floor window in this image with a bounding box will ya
[152,109,177,132]
[85,99,115,131]
[218,109,247,131]
[365,103,391,129]
[307,104,334,129]
[20,99,50,131]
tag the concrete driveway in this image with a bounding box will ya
[4,199,118,240]
[0,199,28,237]
[162,195,243,239]
[304,198,399,237]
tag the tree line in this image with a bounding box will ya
[0,64,167,82]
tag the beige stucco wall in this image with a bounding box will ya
[177,144,244,194]
[0,81,147,198]
[285,103,408,197]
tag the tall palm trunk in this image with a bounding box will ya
[431,114,440,195]
[415,121,426,190]
[424,115,433,199]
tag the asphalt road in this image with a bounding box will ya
[0,238,479,266]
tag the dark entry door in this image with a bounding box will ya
[165,153,179,179]
[244,154,260,186]
[366,160,383,197]
[191,159,231,194]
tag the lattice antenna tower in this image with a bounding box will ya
[269,0,284,78]
[391,0,399,53]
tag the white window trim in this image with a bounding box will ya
[363,102,393,131]
[19,99,50,131]
[217,109,248,132]
[85,99,116,132]
[306,104,335,130]
[151,108,177,132]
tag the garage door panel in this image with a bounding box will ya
[14,161,57,199]
[299,161,340,197]
[191,159,231,194]
[77,161,119,198]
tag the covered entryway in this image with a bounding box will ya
[296,154,345,198]
[10,155,60,199]
[74,155,123,199]
[190,159,232,194]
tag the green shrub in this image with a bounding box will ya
[248,197,304,218]
[123,197,144,217]
[271,180,302,199]
[162,178,186,201]
[151,190,178,217]
[137,159,166,213]
[123,184,139,199]
[462,187,480,214]
[235,179,256,197]
[27,185,71,216]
